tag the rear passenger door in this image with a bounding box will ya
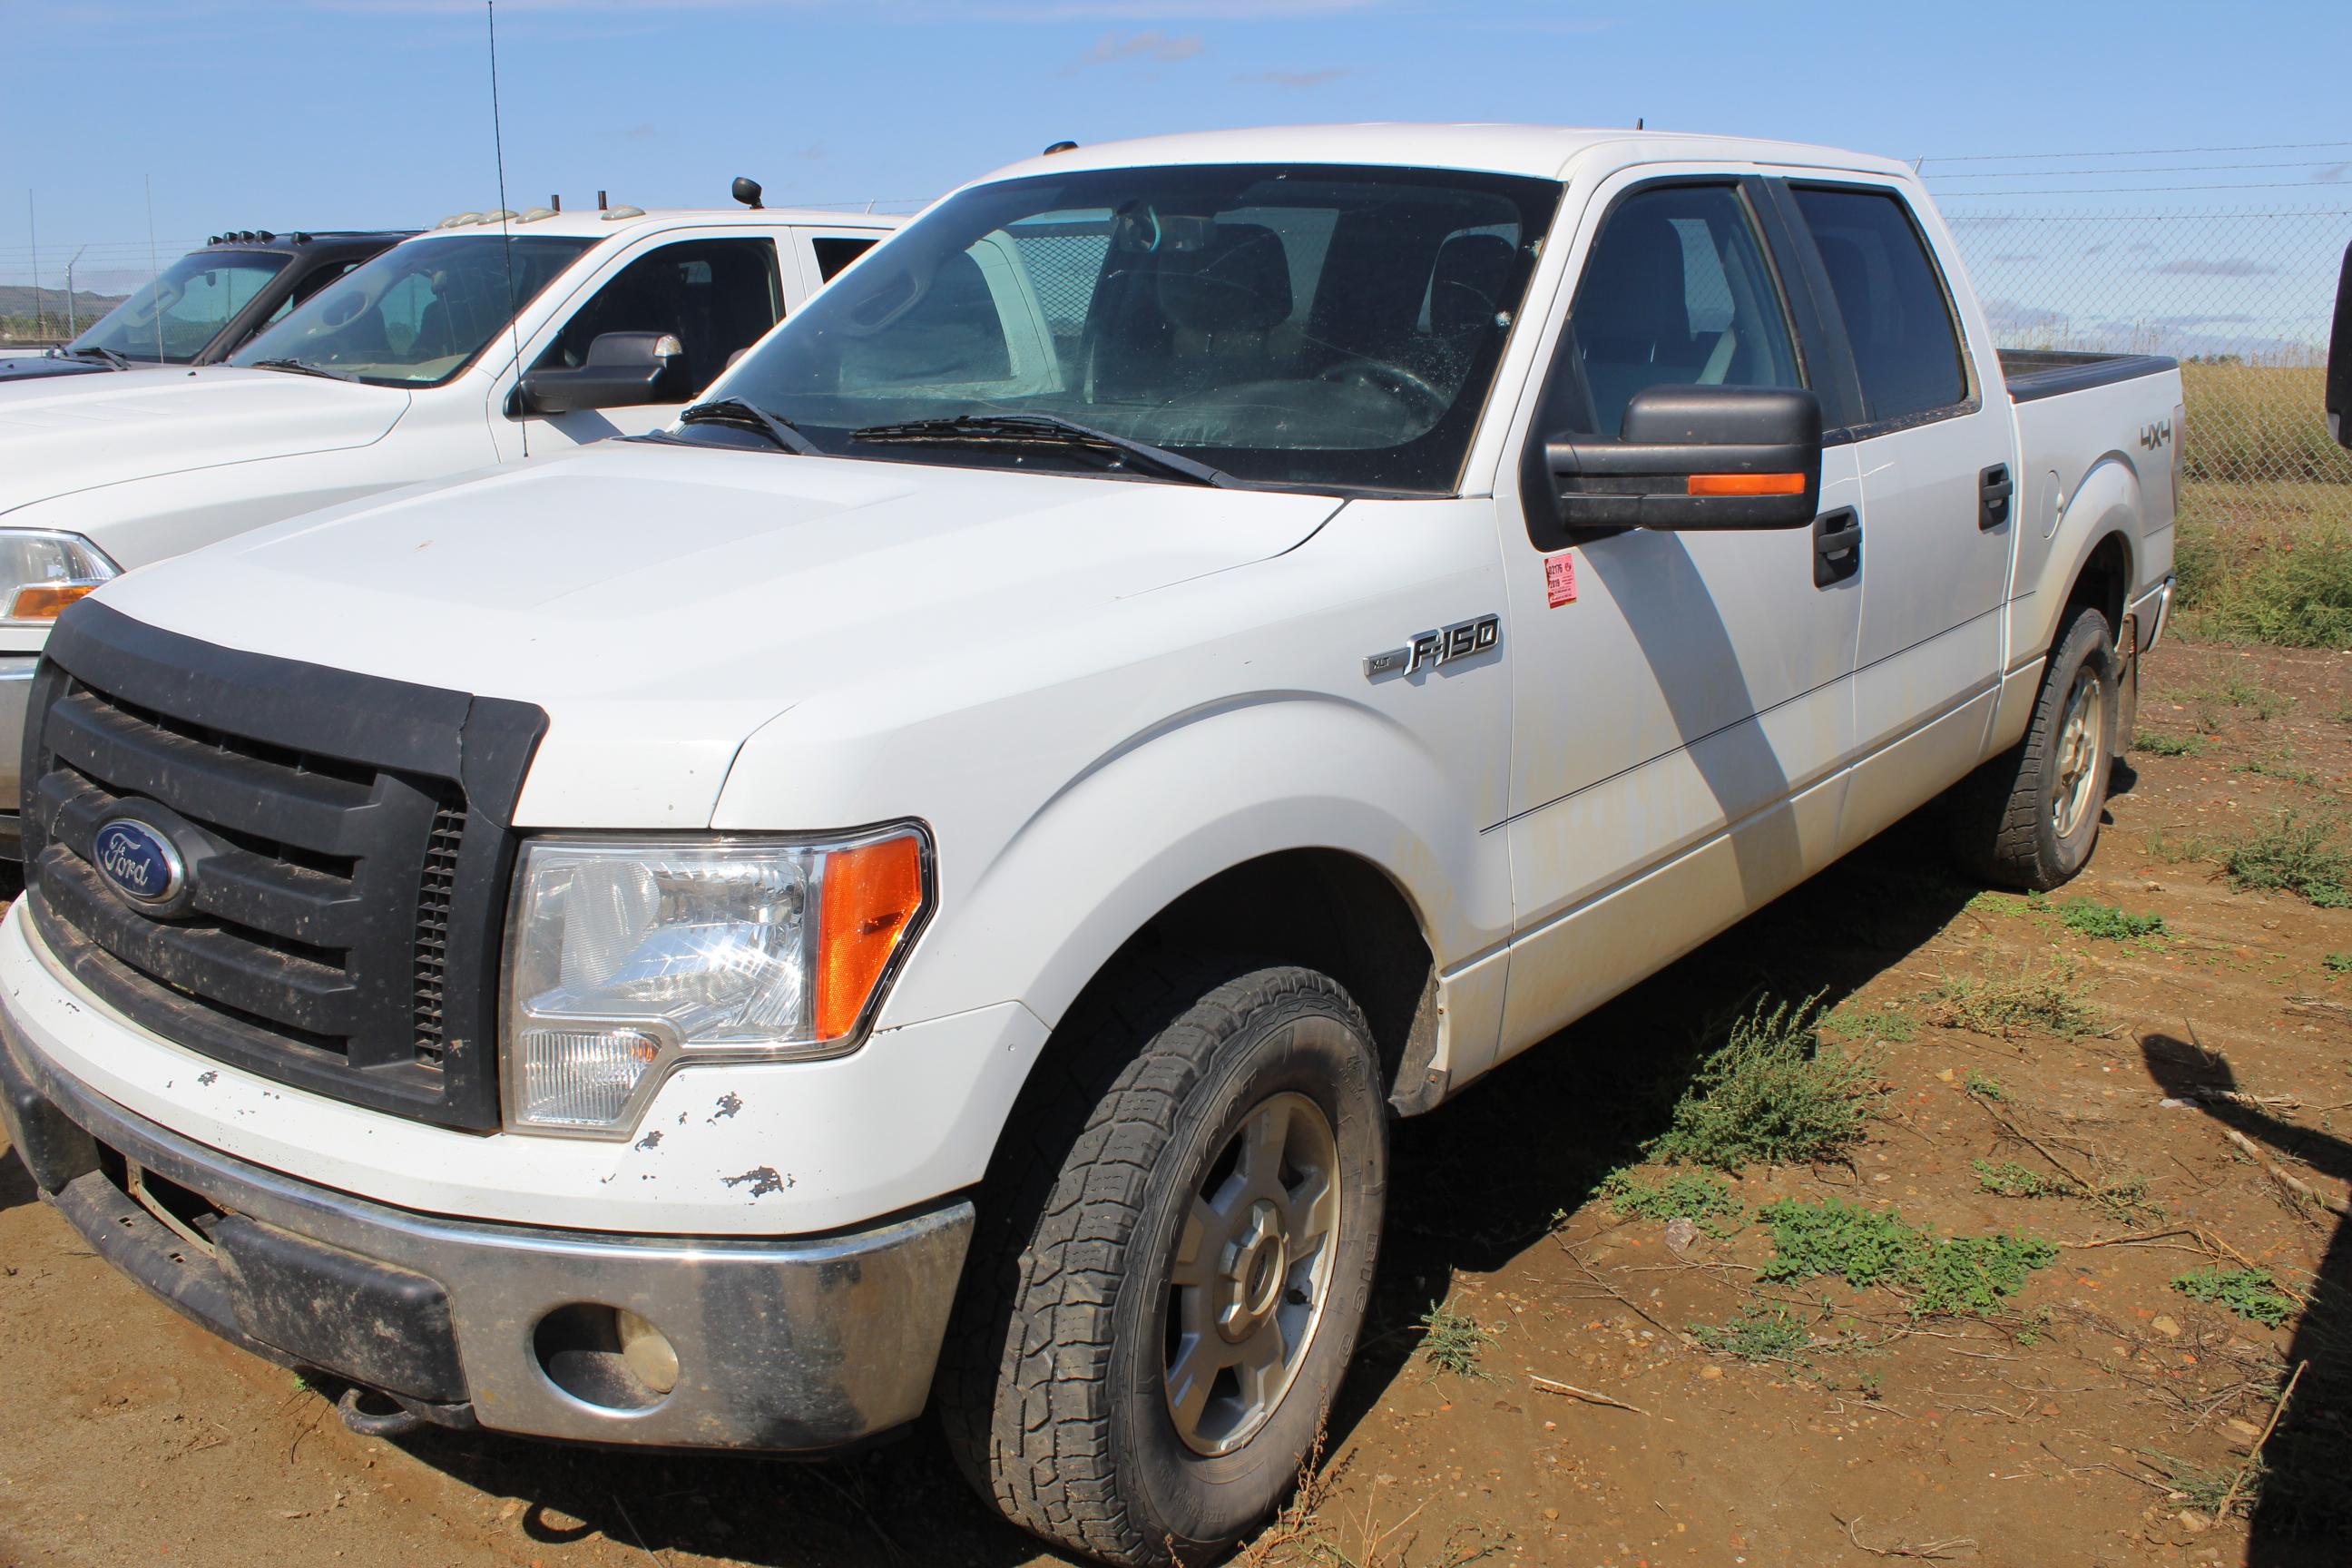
[1770,181,2019,846]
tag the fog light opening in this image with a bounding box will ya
[532,1304,675,1412]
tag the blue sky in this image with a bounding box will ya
[9,0,2352,350]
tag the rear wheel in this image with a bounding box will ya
[938,960,1387,1565]
[1952,606,2119,889]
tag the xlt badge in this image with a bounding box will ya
[1365,613,1499,679]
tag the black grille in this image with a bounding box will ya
[22,603,546,1131]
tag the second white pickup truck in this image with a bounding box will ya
[0,126,2179,1564]
[0,194,899,861]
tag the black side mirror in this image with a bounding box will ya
[1548,385,1824,530]
[516,330,682,415]
[2329,240,2352,449]
[731,176,764,211]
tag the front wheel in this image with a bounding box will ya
[1951,606,2120,889]
[938,961,1387,1565]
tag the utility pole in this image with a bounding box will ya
[64,245,86,338]
[25,191,41,341]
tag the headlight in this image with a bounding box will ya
[0,530,119,624]
[502,825,931,1135]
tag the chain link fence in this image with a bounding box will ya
[1944,206,2352,534]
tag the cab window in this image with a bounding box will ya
[536,238,783,398]
[1549,183,1804,439]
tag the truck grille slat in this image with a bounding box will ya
[22,603,547,1131]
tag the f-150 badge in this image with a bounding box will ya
[1365,614,1499,679]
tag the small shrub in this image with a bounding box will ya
[1757,1199,2056,1318]
[1690,1306,1812,1364]
[1602,1168,1742,1235]
[2171,1267,2298,1328]
[1820,1005,1917,1044]
[2059,898,2168,941]
[2145,1451,2260,1519]
[2134,731,2209,758]
[2221,810,2352,908]
[2180,523,2352,649]
[1931,959,2107,1039]
[2235,753,2324,787]
[2209,671,2297,719]
[1964,1070,2005,1101]
[1975,1158,2052,1198]
[1645,995,1877,1171]
[1418,1306,1495,1378]
[2324,953,2352,975]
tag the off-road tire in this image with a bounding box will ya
[1951,606,2119,889]
[936,958,1387,1565]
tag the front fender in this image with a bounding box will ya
[879,689,1508,1038]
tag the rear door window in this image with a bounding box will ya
[1788,186,1969,424]
[811,236,879,281]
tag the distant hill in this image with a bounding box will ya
[0,283,133,341]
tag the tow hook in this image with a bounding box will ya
[337,1384,427,1438]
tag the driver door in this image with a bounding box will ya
[485,233,786,459]
[1490,174,1865,1058]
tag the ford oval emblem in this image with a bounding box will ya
[93,818,186,906]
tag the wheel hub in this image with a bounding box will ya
[1162,1090,1342,1456]
[2051,666,2107,839]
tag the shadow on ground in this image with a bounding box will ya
[0,1147,36,1215]
[2142,1038,2351,1560]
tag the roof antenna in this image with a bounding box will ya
[143,174,163,364]
[486,0,527,457]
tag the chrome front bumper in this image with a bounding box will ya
[0,1010,974,1450]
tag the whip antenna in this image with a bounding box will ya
[487,0,527,456]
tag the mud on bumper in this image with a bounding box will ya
[0,1013,973,1450]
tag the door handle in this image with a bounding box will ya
[1813,507,1861,588]
[1980,464,2014,530]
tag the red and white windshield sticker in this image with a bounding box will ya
[1545,553,1579,608]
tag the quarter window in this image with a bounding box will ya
[1788,186,1968,424]
[1553,184,1802,439]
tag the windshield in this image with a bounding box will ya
[703,163,1561,494]
[231,233,593,387]
[72,250,288,365]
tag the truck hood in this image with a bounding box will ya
[0,366,409,515]
[88,439,1344,827]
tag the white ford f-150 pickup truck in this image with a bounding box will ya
[0,194,899,863]
[0,126,2180,1564]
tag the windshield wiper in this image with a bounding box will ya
[677,397,823,456]
[57,344,131,369]
[249,357,360,383]
[850,414,1231,488]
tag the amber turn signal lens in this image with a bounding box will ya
[1686,473,1807,497]
[816,832,927,1040]
[8,582,100,621]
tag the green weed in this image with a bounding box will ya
[2171,1268,2298,1328]
[1601,1168,1743,1236]
[2221,810,2352,907]
[1964,1070,2006,1101]
[1757,1198,2057,1317]
[2133,731,2209,758]
[2175,518,2352,649]
[1974,1159,2053,1198]
[1645,995,1877,1171]
[1418,1306,1497,1378]
[2324,953,2352,975]
[1690,1306,1812,1365]
[1930,958,2108,1039]
[2058,898,2168,941]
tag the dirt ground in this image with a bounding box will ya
[3,634,2347,1568]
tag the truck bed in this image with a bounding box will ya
[1998,348,2180,404]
